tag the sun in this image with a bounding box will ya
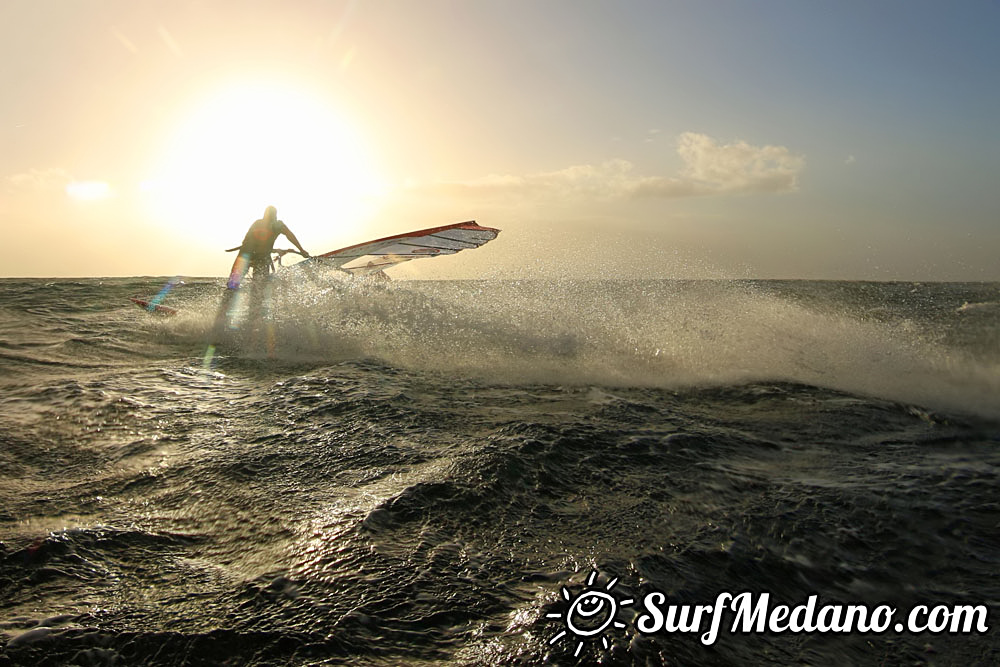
[546,570,633,657]
[143,78,386,251]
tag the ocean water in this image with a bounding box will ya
[0,276,998,665]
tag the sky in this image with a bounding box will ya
[2,0,999,279]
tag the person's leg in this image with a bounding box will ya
[244,261,277,352]
[210,253,252,343]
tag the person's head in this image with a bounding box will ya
[263,206,278,226]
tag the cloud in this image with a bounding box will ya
[431,159,639,200]
[415,132,804,202]
[5,168,73,192]
[674,132,804,194]
[66,181,112,201]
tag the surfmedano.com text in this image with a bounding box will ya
[636,591,989,646]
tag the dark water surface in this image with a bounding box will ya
[0,277,998,665]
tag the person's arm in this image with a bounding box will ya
[278,221,309,257]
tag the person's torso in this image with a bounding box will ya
[242,218,282,258]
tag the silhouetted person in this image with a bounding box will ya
[211,206,309,344]
[226,205,309,288]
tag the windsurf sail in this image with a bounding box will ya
[307,221,500,276]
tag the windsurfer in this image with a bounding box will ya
[226,206,309,289]
[210,206,309,344]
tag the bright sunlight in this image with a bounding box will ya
[143,78,386,251]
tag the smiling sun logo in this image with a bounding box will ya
[546,570,634,657]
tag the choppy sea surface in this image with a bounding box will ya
[0,276,998,666]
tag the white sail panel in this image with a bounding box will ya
[312,221,500,276]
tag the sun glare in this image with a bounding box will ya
[145,79,386,250]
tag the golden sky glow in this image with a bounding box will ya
[3,2,999,279]
[142,78,385,250]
